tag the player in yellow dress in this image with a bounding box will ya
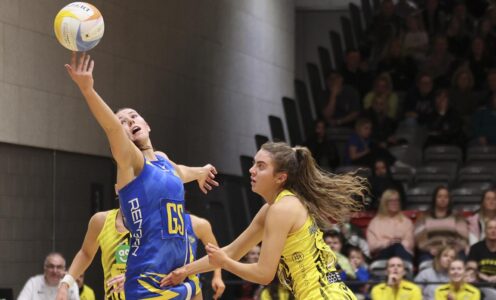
[162,142,367,299]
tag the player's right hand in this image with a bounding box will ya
[160,267,187,287]
[107,274,125,293]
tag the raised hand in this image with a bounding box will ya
[198,164,219,194]
[64,52,95,91]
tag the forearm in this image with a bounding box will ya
[213,268,222,280]
[176,165,205,183]
[223,259,273,285]
[67,249,95,281]
[323,96,337,119]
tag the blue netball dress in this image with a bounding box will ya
[119,155,199,299]
[184,214,198,258]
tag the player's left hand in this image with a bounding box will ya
[160,267,187,287]
[198,164,219,194]
[211,276,225,299]
[206,243,228,268]
[107,274,125,293]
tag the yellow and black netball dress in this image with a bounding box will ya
[276,190,357,300]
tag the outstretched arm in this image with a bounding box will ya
[155,151,219,194]
[206,202,294,285]
[160,204,269,287]
[65,52,142,172]
[191,215,225,299]
[56,212,105,299]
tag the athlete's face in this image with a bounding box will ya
[44,254,65,286]
[448,260,465,283]
[249,150,286,199]
[116,108,151,143]
[439,249,456,270]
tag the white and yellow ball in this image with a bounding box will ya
[54,2,104,51]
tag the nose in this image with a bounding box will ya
[249,165,255,176]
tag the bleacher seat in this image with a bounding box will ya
[317,46,333,80]
[391,165,415,189]
[451,187,482,204]
[327,127,354,163]
[306,62,324,113]
[457,165,494,185]
[466,145,496,164]
[405,184,437,210]
[414,165,453,186]
[424,145,463,165]
[329,31,345,69]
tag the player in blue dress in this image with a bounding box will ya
[65,52,219,299]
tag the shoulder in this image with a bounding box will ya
[269,194,303,216]
[371,283,387,292]
[435,283,451,292]
[462,283,480,295]
[401,280,421,292]
[89,210,111,232]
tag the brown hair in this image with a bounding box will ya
[433,245,456,272]
[261,142,366,228]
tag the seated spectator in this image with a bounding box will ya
[403,14,429,63]
[404,72,436,125]
[76,273,95,300]
[424,89,465,148]
[446,16,471,59]
[395,0,417,19]
[362,96,408,148]
[18,252,80,300]
[377,39,417,92]
[467,219,496,283]
[324,231,356,280]
[434,260,481,300]
[449,67,478,122]
[368,0,403,66]
[367,159,405,210]
[304,119,339,170]
[371,257,422,300]
[332,218,371,259]
[415,245,456,300]
[363,73,400,119]
[367,189,414,263]
[421,35,456,87]
[321,71,361,128]
[468,189,496,246]
[473,93,496,145]
[477,18,496,55]
[348,246,371,298]
[422,0,447,38]
[466,36,494,91]
[344,118,397,167]
[414,186,469,264]
[340,49,372,97]
[255,277,292,300]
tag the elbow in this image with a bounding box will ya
[259,275,275,286]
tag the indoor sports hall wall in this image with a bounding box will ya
[0,0,295,175]
[0,0,295,297]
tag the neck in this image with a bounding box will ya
[142,148,156,160]
[435,208,448,218]
[486,239,496,251]
[452,281,462,291]
[265,188,284,205]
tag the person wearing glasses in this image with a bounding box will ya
[18,252,80,300]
